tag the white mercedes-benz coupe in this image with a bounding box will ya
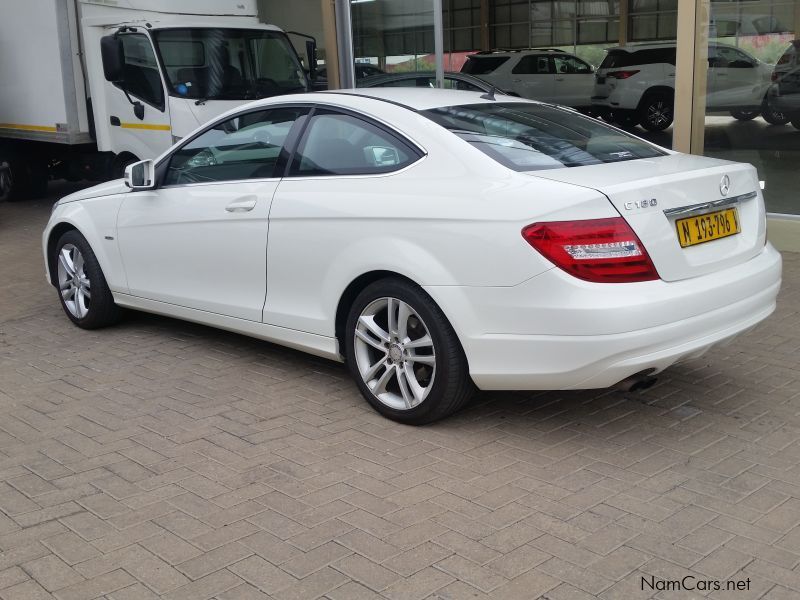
[43,89,782,424]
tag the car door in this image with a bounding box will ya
[116,106,309,322]
[552,55,595,107]
[509,55,555,101]
[707,46,761,108]
[104,32,172,159]
[264,107,423,334]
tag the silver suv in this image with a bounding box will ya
[461,48,595,110]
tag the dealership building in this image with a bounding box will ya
[262,0,800,247]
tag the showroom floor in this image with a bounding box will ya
[1,183,799,599]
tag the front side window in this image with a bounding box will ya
[512,55,552,75]
[290,111,419,176]
[423,103,666,172]
[164,107,308,185]
[153,28,308,101]
[119,34,164,109]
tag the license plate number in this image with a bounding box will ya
[675,207,740,248]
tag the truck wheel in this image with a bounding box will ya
[25,160,49,199]
[639,94,673,131]
[0,156,14,202]
[111,154,139,180]
[730,109,759,121]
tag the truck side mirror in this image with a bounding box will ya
[124,160,156,190]
[101,36,125,83]
[305,39,318,80]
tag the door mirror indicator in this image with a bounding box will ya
[124,160,156,190]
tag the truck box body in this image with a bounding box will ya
[0,0,261,146]
[0,0,90,144]
[0,0,310,200]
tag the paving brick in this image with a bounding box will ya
[2,199,800,600]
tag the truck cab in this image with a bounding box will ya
[0,0,312,199]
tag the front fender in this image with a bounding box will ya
[44,196,128,293]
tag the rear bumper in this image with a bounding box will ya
[424,244,782,390]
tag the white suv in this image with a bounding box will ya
[461,49,595,110]
[592,42,778,131]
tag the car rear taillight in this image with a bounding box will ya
[522,217,659,283]
[607,70,640,79]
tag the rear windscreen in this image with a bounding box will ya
[462,56,510,75]
[423,103,666,172]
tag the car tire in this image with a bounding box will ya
[345,278,474,425]
[792,116,800,130]
[638,93,674,131]
[53,230,122,329]
[761,100,790,126]
[730,109,760,121]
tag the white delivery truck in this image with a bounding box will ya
[0,0,315,201]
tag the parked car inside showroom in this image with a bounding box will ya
[767,40,800,130]
[593,42,787,131]
[461,48,595,111]
[43,89,782,424]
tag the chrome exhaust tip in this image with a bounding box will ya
[615,370,658,392]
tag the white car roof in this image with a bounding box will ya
[321,88,534,111]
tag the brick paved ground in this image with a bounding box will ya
[1,182,799,599]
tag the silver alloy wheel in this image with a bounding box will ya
[354,297,436,411]
[646,100,671,128]
[56,244,91,319]
[0,160,12,199]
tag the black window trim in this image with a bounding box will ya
[155,103,313,189]
[115,32,167,112]
[283,105,426,179]
[154,102,426,188]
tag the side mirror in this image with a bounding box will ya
[124,159,156,190]
[101,35,125,83]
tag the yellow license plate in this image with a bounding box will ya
[675,207,740,248]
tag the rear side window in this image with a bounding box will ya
[462,56,510,75]
[600,48,675,69]
[777,43,797,66]
[290,111,420,176]
[423,103,666,171]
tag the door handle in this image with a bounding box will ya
[513,79,522,83]
[555,77,565,81]
[717,73,728,77]
[225,196,257,212]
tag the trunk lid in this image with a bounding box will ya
[528,154,766,282]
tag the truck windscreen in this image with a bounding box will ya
[153,28,309,101]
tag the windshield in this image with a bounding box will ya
[423,103,666,171]
[153,28,308,101]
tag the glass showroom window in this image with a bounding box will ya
[351,0,436,80]
[700,0,800,215]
